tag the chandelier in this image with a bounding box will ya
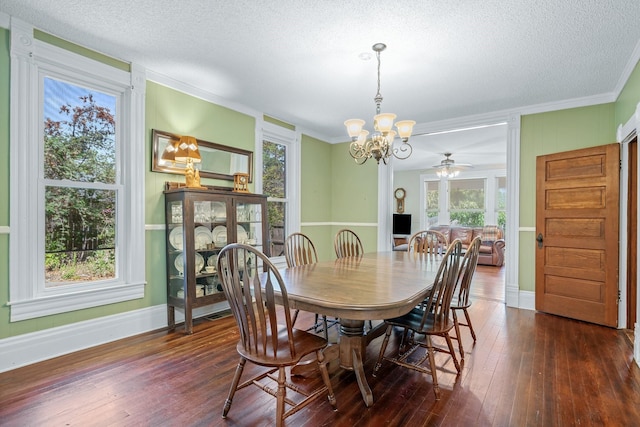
[344,43,415,165]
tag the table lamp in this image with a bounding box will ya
[174,135,202,188]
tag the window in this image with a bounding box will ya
[9,23,145,321]
[258,122,300,263]
[448,178,486,226]
[263,140,287,257]
[424,180,439,227]
[44,78,117,286]
[495,176,507,230]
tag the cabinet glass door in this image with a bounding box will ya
[166,200,185,298]
[236,201,264,252]
[193,199,227,297]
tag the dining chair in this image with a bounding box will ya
[407,230,448,255]
[373,239,463,400]
[217,243,337,426]
[284,232,339,340]
[450,236,482,357]
[334,229,364,258]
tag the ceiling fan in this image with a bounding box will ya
[432,152,472,178]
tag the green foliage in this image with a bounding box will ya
[263,141,286,230]
[450,211,485,227]
[497,210,507,230]
[43,84,116,284]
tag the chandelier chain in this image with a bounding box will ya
[375,49,383,115]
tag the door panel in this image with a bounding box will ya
[536,143,620,327]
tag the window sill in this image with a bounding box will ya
[7,281,146,322]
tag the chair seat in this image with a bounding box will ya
[237,326,329,367]
[386,307,455,335]
[450,298,472,310]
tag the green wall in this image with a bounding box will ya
[329,142,379,254]
[300,135,334,260]
[144,81,257,307]
[518,103,616,292]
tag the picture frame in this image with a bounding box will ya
[152,129,253,182]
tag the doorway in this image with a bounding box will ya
[391,122,509,303]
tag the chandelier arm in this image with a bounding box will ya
[392,141,413,160]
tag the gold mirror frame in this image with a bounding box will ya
[152,129,253,182]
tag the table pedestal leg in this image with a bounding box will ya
[339,319,373,407]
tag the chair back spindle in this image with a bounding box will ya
[334,229,364,258]
[407,230,448,255]
[284,232,319,267]
[218,244,295,359]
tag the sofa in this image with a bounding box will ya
[428,225,505,267]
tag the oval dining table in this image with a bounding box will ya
[274,251,442,407]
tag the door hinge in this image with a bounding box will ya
[618,289,621,302]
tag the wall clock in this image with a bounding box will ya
[394,187,406,213]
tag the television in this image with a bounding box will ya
[392,214,412,235]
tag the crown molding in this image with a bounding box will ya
[614,38,640,97]
[146,68,261,120]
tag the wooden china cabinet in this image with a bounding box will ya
[164,185,269,334]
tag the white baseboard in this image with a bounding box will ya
[505,283,535,311]
[0,302,229,373]
[518,290,535,310]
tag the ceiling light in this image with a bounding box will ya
[433,152,471,178]
[345,43,415,165]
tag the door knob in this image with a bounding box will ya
[536,233,543,249]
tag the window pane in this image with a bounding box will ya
[263,140,287,257]
[45,186,116,286]
[267,201,286,257]
[449,179,485,210]
[44,78,116,184]
[263,141,286,199]
[496,176,507,210]
[425,181,439,210]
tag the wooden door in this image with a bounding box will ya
[536,144,620,327]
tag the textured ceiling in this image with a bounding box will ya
[2,1,640,170]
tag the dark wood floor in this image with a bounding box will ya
[2,266,640,426]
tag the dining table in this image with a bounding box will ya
[276,251,442,407]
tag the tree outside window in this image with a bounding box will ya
[262,140,287,256]
[43,78,117,286]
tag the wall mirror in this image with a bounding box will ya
[152,129,253,182]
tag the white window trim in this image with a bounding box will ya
[8,18,146,321]
[255,120,301,267]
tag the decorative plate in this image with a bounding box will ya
[212,225,227,246]
[169,227,183,251]
[194,226,213,249]
[174,252,204,274]
[237,225,248,243]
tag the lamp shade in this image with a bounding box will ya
[373,113,396,133]
[395,120,416,140]
[174,136,201,163]
[344,119,365,139]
